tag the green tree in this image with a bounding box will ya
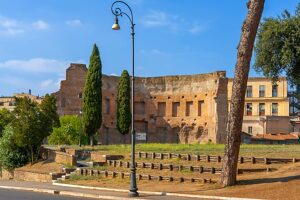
[12,97,46,164]
[254,3,300,99]
[48,115,88,145]
[0,109,15,137]
[117,70,131,143]
[83,44,102,146]
[0,126,29,171]
[40,94,60,137]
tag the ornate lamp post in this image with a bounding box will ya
[111,1,138,197]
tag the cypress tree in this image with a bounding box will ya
[116,70,131,143]
[83,44,102,146]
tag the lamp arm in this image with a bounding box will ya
[111,1,134,26]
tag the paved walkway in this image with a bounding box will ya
[0,180,262,200]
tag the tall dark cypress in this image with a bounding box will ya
[83,44,102,146]
[116,70,131,143]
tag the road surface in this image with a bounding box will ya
[0,189,91,200]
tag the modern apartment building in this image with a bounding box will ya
[0,90,43,111]
[228,77,290,135]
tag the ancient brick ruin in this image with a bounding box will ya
[54,63,228,144]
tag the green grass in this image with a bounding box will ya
[68,174,100,181]
[54,143,300,158]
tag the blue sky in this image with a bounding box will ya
[0,0,298,96]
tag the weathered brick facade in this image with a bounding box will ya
[54,63,228,144]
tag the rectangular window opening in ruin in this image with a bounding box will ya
[158,102,166,117]
[172,102,180,117]
[186,101,193,117]
[105,98,110,114]
[135,101,146,115]
[198,100,204,116]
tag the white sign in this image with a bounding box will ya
[136,132,147,141]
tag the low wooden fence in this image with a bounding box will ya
[76,168,214,184]
[106,160,273,174]
[107,160,221,174]
[136,152,300,164]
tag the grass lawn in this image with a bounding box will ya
[60,143,300,158]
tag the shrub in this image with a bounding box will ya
[48,115,88,145]
[0,126,29,171]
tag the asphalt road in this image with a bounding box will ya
[0,189,92,200]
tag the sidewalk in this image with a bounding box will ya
[0,180,263,200]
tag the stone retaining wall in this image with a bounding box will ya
[90,152,123,162]
[40,147,77,166]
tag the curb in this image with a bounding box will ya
[0,185,147,200]
[53,182,264,200]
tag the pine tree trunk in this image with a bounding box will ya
[220,0,265,186]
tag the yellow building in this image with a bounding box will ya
[228,77,290,135]
[0,91,43,111]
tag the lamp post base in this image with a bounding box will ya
[128,190,139,197]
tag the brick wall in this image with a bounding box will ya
[54,63,228,144]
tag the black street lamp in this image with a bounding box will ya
[111,1,138,197]
[79,109,82,147]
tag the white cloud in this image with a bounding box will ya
[189,24,206,35]
[140,11,210,35]
[40,79,54,88]
[140,10,179,29]
[0,17,50,35]
[66,19,82,27]
[139,49,166,56]
[0,16,24,36]
[32,20,49,30]
[0,58,67,73]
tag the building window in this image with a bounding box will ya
[105,98,110,114]
[78,92,83,99]
[246,86,252,98]
[186,101,193,116]
[172,102,180,117]
[158,102,166,117]
[259,103,265,116]
[0,102,4,106]
[272,103,278,116]
[272,85,278,97]
[134,102,145,115]
[259,85,265,97]
[198,101,204,116]
[248,126,253,135]
[246,103,252,116]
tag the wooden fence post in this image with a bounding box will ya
[207,155,210,162]
[152,153,155,159]
[264,158,269,165]
[240,157,244,164]
[187,154,191,161]
[199,166,204,173]
[251,157,256,164]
